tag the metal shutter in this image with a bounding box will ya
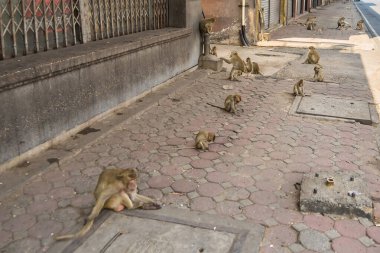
[287,0,293,21]
[298,0,302,14]
[262,0,270,30]
[269,0,280,27]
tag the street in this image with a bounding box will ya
[355,0,380,36]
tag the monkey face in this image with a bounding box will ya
[118,168,138,183]
[309,46,315,50]
[230,51,238,57]
[234,95,242,103]
[208,133,216,142]
[246,57,251,62]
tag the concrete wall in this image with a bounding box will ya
[0,0,202,167]
[201,0,257,45]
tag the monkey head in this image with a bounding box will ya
[299,79,304,86]
[234,94,242,104]
[246,57,251,63]
[314,65,322,72]
[207,132,216,142]
[309,46,315,50]
[117,168,138,185]
[230,51,238,57]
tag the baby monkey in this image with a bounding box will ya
[337,17,350,30]
[293,79,305,96]
[246,57,262,75]
[195,130,216,150]
[313,64,324,82]
[210,46,218,57]
[207,94,242,114]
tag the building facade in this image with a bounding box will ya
[202,0,323,44]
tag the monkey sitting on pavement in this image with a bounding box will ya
[246,57,262,75]
[221,51,247,81]
[293,79,305,96]
[313,64,324,82]
[207,94,242,114]
[55,168,160,240]
[356,20,364,31]
[305,16,317,30]
[195,130,216,150]
[303,46,320,64]
[337,17,350,30]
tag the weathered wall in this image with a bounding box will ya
[0,0,202,167]
[201,0,257,45]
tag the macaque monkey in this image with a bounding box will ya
[356,20,364,30]
[303,46,320,64]
[210,46,218,57]
[305,16,317,30]
[55,168,160,240]
[221,51,247,81]
[230,69,243,81]
[246,57,262,75]
[195,131,216,150]
[313,64,324,82]
[207,94,242,114]
[199,17,216,35]
[293,79,305,96]
[307,21,316,30]
[337,17,350,29]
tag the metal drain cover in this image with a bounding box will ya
[291,95,377,125]
[300,171,373,219]
[62,207,264,253]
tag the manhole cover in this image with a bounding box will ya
[300,172,373,219]
[62,207,264,253]
[289,95,378,125]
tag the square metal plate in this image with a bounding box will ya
[62,207,265,253]
[289,95,378,125]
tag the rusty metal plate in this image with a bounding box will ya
[300,171,373,219]
[62,207,265,253]
[296,95,373,125]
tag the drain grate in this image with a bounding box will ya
[289,95,378,125]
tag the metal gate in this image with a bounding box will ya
[269,0,280,27]
[287,0,293,21]
[262,0,269,30]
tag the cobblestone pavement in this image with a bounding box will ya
[1,1,380,253]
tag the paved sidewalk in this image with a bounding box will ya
[1,1,380,253]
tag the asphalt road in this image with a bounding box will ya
[355,0,380,36]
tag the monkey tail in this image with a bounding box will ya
[55,220,94,240]
[206,103,225,110]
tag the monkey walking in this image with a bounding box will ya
[303,46,320,64]
[356,20,364,31]
[293,79,305,96]
[221,51,247,81]
[55,168,160,240]
[313,64,324,82]
[195,131,216,150]
[207,94,242,114]
[246,57,262,75]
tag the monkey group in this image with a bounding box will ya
[221,51,262,81]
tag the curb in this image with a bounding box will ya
[354,2,379,37]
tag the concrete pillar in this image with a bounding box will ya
[79,0,92,43]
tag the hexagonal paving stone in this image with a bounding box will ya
[190,197,216,212]
[216,201,242,216]
[28,220,63,239]
[244,204,274,221]
[367,226,380,244]
[262,225,298,247]
[334,220,366,239]
[197,183,224,197]
[332,237,366,253]
[171,179,197,193]
[147,175,173,189]
[303,214,334,232]
[3,214,36,232]
[23,181,52,195]
[250,190,277,205]
[190,159,213,169]
[273,208,303,225]
[299,229,331,252]
[184,169,207,179]
[1,238,41,253]
[206,171,231,183]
